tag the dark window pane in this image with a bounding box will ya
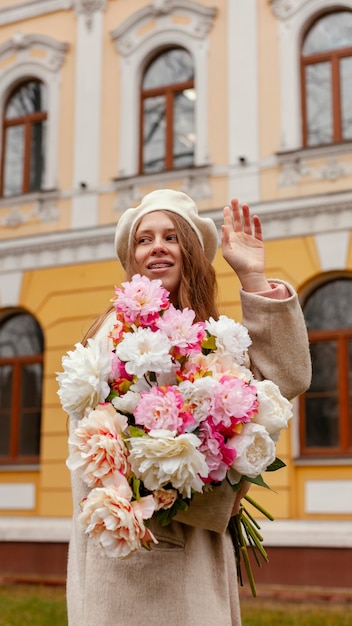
[173,90,195,169]
[5,81,47,119]
[3,125,25,197]
[30,120,46,191]
[143,95,166,173]
[305,62,332,146]
[302,12,352,55]
[304,279,352,331]
[0,365,12,457]
[0,313,44,357]
[309,342,337,392]
[341,57,352,139]
[19,364,42,456]
[305,396,339,447]
[143,49,194,89]
[349,340,352,447]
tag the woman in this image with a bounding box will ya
[66,189,311,626]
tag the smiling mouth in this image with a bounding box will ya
[147,263,172,269]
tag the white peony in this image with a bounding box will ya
[57,338,111,420]
[227,422,276,484]
[205,315,252,364]
[252,379,293,443]
[178,377,218,426]
[112,390,140,414]
[128,430,209,498]
[115,327,173,378]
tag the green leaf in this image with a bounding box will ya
[129,425,147,438]
[201,335,217,352]
[132,478,141,500]
[243,474,272,490]
[153,498,190,527]
[266,457,286,472]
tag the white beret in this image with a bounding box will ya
[114,189,219,268]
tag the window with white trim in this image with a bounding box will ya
[1,80,47,197]
[140,47,195,174]
[300,277,352,457]
[0,310,43,465]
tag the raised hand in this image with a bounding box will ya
[221,199,271,293]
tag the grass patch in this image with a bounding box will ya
[0,583,67,626]
[241,597,352,626]
[0,583,351,625]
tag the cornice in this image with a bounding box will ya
[1,191,351,274]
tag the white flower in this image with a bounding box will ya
[252,380,293,443]
[128,430,209,498]
[115,327,173,378]
[178,378,217,426]
[205,315,251,364]
[227,422,276,484]
[112,390,140,414]
[57,338,111,420]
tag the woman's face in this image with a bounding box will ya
[134,211,182,304]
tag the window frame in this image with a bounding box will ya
[299,319,352,459]
[139,50,195,174]
[300,12,352,147]
[0,80,48,197]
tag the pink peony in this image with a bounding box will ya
[79,472,157,558]
[113,274,169,325]
[67,403,130,487]
[156,305,205,356]
[212,376,259,430]
[198,418,236,482]
[134,385,195,434]
[153,487,178,511]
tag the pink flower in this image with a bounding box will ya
[156,305,205,356]
[134,385,195,434]
[113,274,169,325]
[67,403,130,487]
[198,418,236,482]
[153,488,178,510]
[212,376,259,431]
[79,472,157,558]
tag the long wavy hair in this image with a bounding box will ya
[82,210,219,344]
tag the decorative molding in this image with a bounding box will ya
[0,195,59,228]
[277,142,352,186]
[269,0,302,20]
[111,0,217,56]
[0,0,72,26]
[112,166,212,212]
[74,0,107,29]
[0,32,68,72]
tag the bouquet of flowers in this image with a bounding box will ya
[57,274,292,596]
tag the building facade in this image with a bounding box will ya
[0,0,351,589]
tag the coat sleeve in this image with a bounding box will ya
[241,279,312,400]
[175,280,312,533]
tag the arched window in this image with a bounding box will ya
[0,310,44,464]
[300,278,352,457]
[301,11,352,147]
[140,48,195,174]
[0,80,47,197]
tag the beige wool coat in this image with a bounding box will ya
[66,280,311,626]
